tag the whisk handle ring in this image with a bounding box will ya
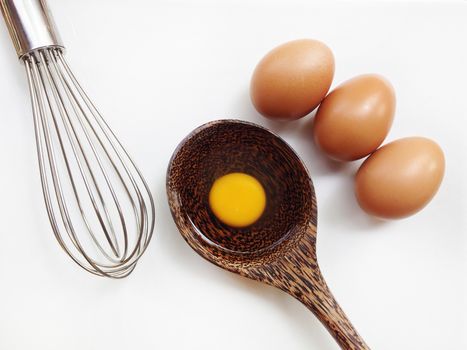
[0,0,64,58]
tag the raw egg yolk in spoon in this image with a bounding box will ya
[209,173,266,228]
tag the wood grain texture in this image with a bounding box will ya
[167,119,369,350]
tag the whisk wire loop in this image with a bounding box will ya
[23,47,155,278]
[43,49,125,260]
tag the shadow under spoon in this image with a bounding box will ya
[166,119,370,350]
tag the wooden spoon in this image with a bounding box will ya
[166,120,370,350]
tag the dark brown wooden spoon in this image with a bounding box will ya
[166,119,370,350]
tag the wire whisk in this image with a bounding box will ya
[1,0,155,277]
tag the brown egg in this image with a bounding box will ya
[355,137,445,219]
[250,39,335,120]
[313,74,396,161]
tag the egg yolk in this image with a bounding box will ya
[209,173,266,228]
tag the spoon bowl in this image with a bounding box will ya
[167,120,369,350]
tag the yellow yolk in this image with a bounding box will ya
[209,172,266,228]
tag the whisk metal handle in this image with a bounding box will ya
[0,0,63,58]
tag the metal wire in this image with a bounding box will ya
[23,47,155,278]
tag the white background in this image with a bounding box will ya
[0,1,466,349]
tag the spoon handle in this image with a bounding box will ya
[270,234,370,349]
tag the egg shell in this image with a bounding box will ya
[250,39,335,120]
[355,137,445,219]
[313,74,396,161]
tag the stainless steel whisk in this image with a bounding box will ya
[0,0,155,277]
